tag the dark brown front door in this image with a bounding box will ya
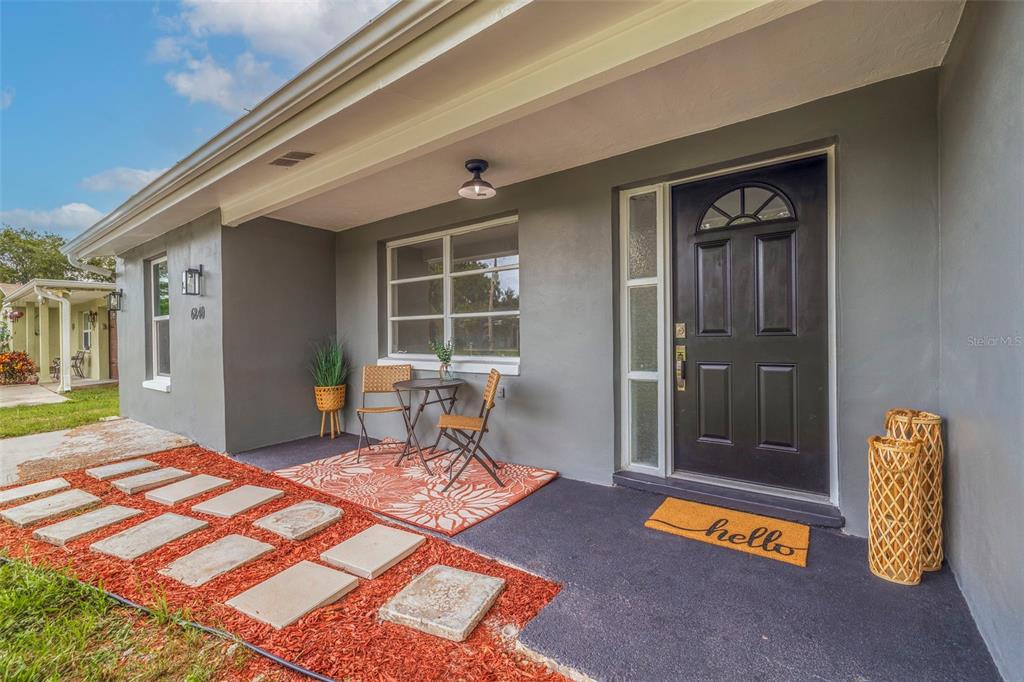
[672,156,828,494]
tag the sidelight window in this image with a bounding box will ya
[386,216,520,369]
[698,184,795,231]
[621,187,667,472]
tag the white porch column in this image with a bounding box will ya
[36,287,72,393]
[37,299,49,375]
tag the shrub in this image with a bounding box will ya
[0,351,38,385]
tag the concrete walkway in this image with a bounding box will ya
[0,418,192,486]
[0,384,67,408]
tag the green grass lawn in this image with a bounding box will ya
[0,556,250,681]
[0,385,120,439]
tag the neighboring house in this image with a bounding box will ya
[0,279,117,391]
[61,2,1022,677]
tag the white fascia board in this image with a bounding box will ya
[61,0,476,259]
[219,0,814,227]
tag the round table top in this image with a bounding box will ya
[393,377,466,391]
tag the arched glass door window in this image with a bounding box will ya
[698,184,795,231]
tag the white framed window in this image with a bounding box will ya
[145,255,171,391]
[620,185,668,474]
[383,216,520,374]
[81,311,93,351]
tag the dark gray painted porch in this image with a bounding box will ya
[236,437,999,682]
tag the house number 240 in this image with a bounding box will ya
[190,306,206,321]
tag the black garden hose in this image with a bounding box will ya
[0,556,337,682]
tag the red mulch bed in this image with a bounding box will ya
[0,446,564,681]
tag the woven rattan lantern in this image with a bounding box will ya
[868,436,924,585]
[885,408,944,571]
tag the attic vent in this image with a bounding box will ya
[269,151,315,167]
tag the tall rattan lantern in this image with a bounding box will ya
[885,408,944,571]
[868,435,925,585]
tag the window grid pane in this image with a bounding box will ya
[629,285,658,372]
[388,221,519,359]
[628,192,658,279]
[629,380,659,467]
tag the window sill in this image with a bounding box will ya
[378,357,520,376]
[142,377,171,393]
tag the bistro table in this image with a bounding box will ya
[392,377,466,473]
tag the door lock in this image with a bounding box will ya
[675,345,687,392]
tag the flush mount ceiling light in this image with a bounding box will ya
[458,159,496,200]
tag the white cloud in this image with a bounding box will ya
[149,36,191,63]
[154,0,393,112]
[0,203,104,235]
[165,52,279,112]
[180,0,392,67]
[0,88,13,110]
[81,167,167,193]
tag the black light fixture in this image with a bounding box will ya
[182,264,203,296]
[458,159,496,200]
[107,289,123,312]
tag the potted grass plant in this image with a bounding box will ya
[311,339,349,414]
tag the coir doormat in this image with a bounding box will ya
[645,497,810,567]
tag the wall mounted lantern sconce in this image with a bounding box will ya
[182,265,203,296]
[107,289,123,312]
[458,159,496,200]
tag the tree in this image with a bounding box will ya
[0,226,113,284]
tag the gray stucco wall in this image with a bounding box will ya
[222,217,336,453]
[117,210,227,450]
[938,3,1024,679]
[336,70,941,535]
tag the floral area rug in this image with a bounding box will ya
[274,439,558,536]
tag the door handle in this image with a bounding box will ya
[675,345,687,392]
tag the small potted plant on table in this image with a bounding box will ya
[429,339,455,380]
[311,339,349,439]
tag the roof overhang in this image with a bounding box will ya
[3,279,116,306]
[64,0,964,259]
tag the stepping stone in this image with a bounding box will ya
[192,485,284,518]
[86,459,159,481]
[0,477,70,505]
[379,565,505,642]
[0,489,101,528]
[320,524,425,579]
[91,512,208,561]
[159,534,274,587]
[226,560,358,629]
[253,501,341,540]
[145,474,231,506]
[33,505,142,546]
[111,468,191,494]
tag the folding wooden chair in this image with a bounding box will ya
[354,365,429,472]
[428,368,504,492]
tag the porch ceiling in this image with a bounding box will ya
[272,0,962,231]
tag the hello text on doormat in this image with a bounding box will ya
[645,497,810,567]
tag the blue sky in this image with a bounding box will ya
[0,0,391,238]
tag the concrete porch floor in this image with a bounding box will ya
[236,435,1000,682]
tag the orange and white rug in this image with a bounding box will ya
[274,440,558,536]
